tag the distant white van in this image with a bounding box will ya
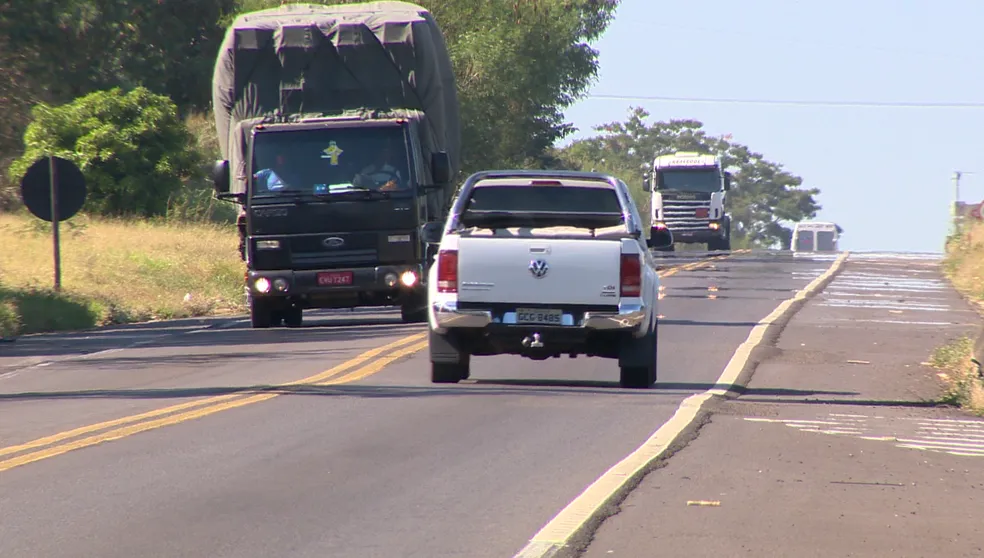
[792,221,840,252]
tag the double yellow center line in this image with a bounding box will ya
[0,333,428,473]
[0,251,741,474]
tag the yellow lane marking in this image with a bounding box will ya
[0,332,425,468]
[512,251,848,557]
[658,249,744,278]
[0,250,743,473]
[320,340,430,386]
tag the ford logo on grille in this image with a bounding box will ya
[323,237,345,248]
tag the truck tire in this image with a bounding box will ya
[708,232,731,251]
[250,298,275,329]
[618,320,658,389]
[283,306,303,328]
[429,329,470,382]
[401,296,428,323]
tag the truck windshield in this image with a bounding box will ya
[250,126,413,202]
[794,231,815,251]
[461,185,624,229]
[657,169,721,193]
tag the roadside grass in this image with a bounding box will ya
[935,221,984,414]
[930,336,984,416]
[0,211,244,335]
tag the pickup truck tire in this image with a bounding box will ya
[429,330,470,383]
[432,362,468,383]
[618,320,658,389]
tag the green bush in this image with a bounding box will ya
[8,87,200,218]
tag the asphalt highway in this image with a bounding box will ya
[0,250,905,557]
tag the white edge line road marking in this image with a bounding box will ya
[511,251,850,558]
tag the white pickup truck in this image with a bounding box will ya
[421,170,669,388]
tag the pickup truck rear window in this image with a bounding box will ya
[461,185,624,229]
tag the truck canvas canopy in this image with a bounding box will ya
[212,1,461,195]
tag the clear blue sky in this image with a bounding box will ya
[558,0,984,253]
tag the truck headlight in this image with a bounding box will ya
[400,270,418,287]
[254,277,271,293]
[256,240,281,250]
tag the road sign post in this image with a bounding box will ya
[49,156,61,290]
[20,155,87,292]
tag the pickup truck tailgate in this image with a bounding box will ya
[457,237,621,305]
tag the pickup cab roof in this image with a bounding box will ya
[471,176,618,190]
[446,169,644,240]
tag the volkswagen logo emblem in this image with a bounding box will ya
[323,237,345,249]
[529,259,549,278]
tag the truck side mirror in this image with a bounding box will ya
[642,172,652,192]
[723,172,732,191]
[212,160,231,195]
[431,152,451,185]
[420,221,444,244]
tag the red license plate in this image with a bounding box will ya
[317,271,353,286]
[695,208,709,218]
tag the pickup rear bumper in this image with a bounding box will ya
[431,300,647,331]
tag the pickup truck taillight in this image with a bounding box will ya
[437,249,458,293]
[620,253,641,297]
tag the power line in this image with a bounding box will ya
[587,94,984,109]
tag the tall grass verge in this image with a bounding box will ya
[0,211,244,334]
[935,220,984,414]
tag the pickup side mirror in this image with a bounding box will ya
[431,152,451,185]
[647,225,674,249]
[723,171,732,191]
[420,221,444,245]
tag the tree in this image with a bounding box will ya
[558,107,821,249]
[0,1,238,204]
[0,0,237,111]
[8,87,201,218]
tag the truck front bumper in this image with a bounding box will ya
[656,221,727,243]
[431,301,647,332]
[247,264,425,299]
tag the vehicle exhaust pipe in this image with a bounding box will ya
[521,332,544,349]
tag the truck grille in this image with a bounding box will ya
[288,234,379,269]
[291,249,378,268]
[661,199,714,232]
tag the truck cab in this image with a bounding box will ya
[212,114,452,328]
[645,151,732,252]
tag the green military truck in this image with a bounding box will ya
[210,1,461,328]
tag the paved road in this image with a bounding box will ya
[0,250,906,557]
[582,252,984,558]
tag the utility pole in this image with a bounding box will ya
[952,170,977,236]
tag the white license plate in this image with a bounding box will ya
[516,308,563,325]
